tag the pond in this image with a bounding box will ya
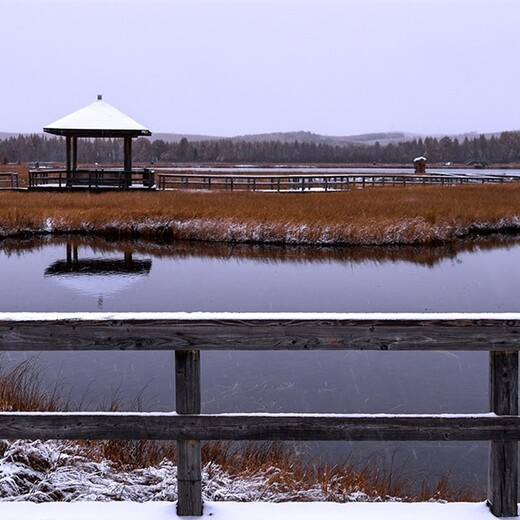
[1,235,520,493]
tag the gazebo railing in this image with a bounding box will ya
[28,168,155,189]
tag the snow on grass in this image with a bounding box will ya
[0,439,497,520]
[4,215,519,246]
[0,439,391,504]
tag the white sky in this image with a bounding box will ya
[1,0,519,137]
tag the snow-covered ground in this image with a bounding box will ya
[0,500,502,520]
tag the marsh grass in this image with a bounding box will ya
[0,359,63,412]
[0,183,519,245]
[0,360,482,502]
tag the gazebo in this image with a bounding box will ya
[30,95,153,189]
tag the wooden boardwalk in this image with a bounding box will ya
[0,312,519,517]
[13,168,520,192]
[157,171,520,192]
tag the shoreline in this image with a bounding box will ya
[2,210,520,247]
[2,215,520,247]
[0,184,519,246]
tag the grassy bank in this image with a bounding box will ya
[0,360,480,503]
[1,183,520,245]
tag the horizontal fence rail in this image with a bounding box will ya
[0,412,519,442]
[157,172,520,191]
[0,312,519,517]
[0,312,519,351]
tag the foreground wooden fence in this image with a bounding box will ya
[157,172,519,191]
[0,312,519,517]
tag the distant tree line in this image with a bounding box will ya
[2,131,520,165]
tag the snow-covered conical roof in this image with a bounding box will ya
[44,95,151,137]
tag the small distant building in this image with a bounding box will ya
[413,156,427,174]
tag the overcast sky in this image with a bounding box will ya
[1,0,519,137]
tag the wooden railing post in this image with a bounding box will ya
[175,349,203,516]
[488,350,519,517]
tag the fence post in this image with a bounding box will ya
[175,349,203,516]
[488,350,519,517]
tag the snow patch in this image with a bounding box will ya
[0,501,499,520]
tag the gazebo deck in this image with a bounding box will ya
[28,168,155,190]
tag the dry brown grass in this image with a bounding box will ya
[201,441,481,502]
[0,183,519,245]
[0,359,62,412]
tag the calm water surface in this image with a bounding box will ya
[1,236,520,492]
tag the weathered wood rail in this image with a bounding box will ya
[28,168,155,189]
[157,172,519,191]
[0,171,19,189]
[0,312,519,517]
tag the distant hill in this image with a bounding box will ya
[0,132,19,140]
[230,131,327,144]
[151,130,417,146]
[1,130,510,147]
[150,133,224,143]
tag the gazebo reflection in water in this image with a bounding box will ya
[29,95,154,190]
[44,242,152,309]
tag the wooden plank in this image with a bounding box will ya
[488,441,518,517]
[177,440,202,515]
[1,412,520,442]
[0,315,519,351]
[175,350,202,516]
[490,352,518,415]
[175,350,201,414]
[488,351,518,517]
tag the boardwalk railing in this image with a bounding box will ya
[157,172,518,191]
[0,172,19,189]
[0,312,519,517]
[28,168,155,189]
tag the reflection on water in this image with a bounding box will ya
[0,234,520,492]
[45,243,152,276]
[4,233,520,267]
[43,244,152,307]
